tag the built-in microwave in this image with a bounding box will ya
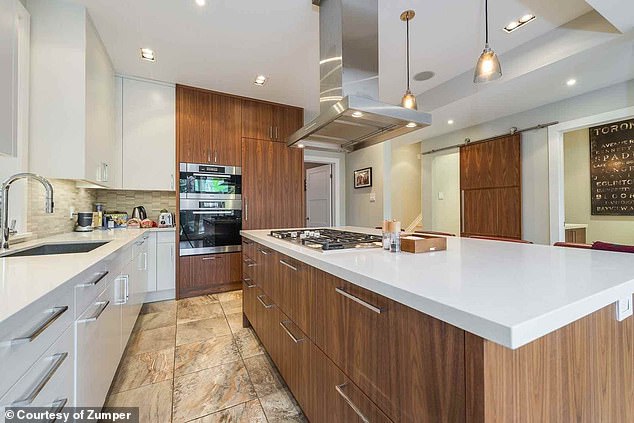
[179,163,241,200]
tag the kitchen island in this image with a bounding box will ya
[241,227,634,423]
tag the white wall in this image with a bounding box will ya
[421,79,634,244]
[564,128,634,244]
[304,149,346,226]
[345,143,386,227]
[391,142,422,226]
[427,152,460,235]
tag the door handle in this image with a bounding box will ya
[335,383,370,423]
[280,320,304,343]
[244,197,248,222]
[335,287,382,314]
[257,295,274,309]
[461,190,465,234]
[11,306,68,345]
[207,148,211,163]
[214,150,218,163]
[77,300,110,323]
[170,173,175,190]
[279,259,298,272]
[12,352,68,406]
[78,271,109,288]
[274,127,279,140]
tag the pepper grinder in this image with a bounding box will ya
[390,220,402,253]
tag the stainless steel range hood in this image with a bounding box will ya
[287,0,431,152]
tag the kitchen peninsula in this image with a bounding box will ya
[241,227,634,423]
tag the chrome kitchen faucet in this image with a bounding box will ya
[1,173,54,249]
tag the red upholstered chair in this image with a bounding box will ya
[553,242,592,249]
[591,241,634,254]
[469,235,533,244]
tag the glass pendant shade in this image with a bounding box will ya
[401,89,418,110]
[474,44,502,83]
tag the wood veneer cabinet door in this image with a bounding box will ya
[274,105,303,142]
[242,279,258,328]
[312,343,393,423]
[242,138,305,230]
[242,100,274,141]
[179,252,241,297]
[177,86,211,164]
[312,269,465,423]
[277,254,313,338]
[211,94,241,166]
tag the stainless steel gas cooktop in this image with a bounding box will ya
[269,229,382,251]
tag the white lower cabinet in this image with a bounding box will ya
[146,231,176,302]
[75,278,121,407]
[0,326,75,417]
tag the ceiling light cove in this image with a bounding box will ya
[195,0,206,6]
[140,48,155,62]
[566,78,577,86]
[504,14,536,33]
[254,75,267,86]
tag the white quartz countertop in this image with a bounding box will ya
[0,228,159,324]
[241,227,634,349]
[564,223,589,230]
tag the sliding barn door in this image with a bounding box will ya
[460,134,522,238]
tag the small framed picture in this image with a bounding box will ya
[354,167,372,189]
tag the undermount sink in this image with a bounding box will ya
[0,241,110,257]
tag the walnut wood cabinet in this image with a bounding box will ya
[241,99,303,142]
[565,227,587,243]
[177,86,241,166]
[242,138,304,230]
[178,252,241,297]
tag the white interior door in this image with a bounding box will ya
[306,164,332,227]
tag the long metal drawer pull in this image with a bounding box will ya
[79,271,109,288]
[258,248,269,255]
[280,320,304,343]
[279,259,298,272]
[257,295,274,309]
[243,278,256,288]
[12,352,68,406]
[78,300,110,323]
[243,258,257,267]
[335,383,370,423]
[49,398,68,421]
[202,256,218,261]
[335,288,382,314]
[11,306,69,345]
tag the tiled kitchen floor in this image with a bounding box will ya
[104,291,307,423]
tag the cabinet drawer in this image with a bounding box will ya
[0,281,74,397]
[242,279,258,328]
[180,253,241,297]
[252,289,280,362]
[242,255,257,281]
[0,325,74,412]
[76,280,122,408]
[277,254,313,338]
[74,264,114,319]
[254,246,277,300]
[312,344,393,423]
[242,238,256,260]
[313,269,465,423]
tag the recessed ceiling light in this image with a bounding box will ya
[406,122,417,128]
[566,79,577,86]
[196,0,206,5]
[254,75,267,86]
[448,119,454,125]
[351,111,364,118]
[140,48,155,62]
[503,14,535,32]
[297,143,305,149]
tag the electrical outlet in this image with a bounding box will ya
[69,206,75,220]
[369,193,376,203]
[438,192,444,200]
[616,296,633,322]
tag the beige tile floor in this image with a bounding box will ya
[105,291,307,423]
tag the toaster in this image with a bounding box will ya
[158,212,174,227]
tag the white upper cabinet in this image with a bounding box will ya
[118,76,176,191]
[0,0,17,157]
[28,0,116,187]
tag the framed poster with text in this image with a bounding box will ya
[589,118,634,216]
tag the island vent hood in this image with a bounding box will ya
[287,0,431,152]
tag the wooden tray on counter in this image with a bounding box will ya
[400,234,447,254]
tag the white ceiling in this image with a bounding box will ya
[75,0,632,139]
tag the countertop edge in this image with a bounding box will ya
[241,230,634,350]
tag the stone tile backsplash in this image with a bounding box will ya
[95,190,176,218]
[27,179,97,238]
[26,180,176,238]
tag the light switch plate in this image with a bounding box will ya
[369,193,376,203]
[438,192,444,200]
[616,296,633,321]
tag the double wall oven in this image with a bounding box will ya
[179,163,242,256]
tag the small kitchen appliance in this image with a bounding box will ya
[75,212,94,232]
[131,206,147,220]
[158,211,174,227]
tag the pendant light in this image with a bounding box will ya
[474,0,502,83]
[400,10,417,110]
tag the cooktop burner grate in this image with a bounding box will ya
[269,229,382,251]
